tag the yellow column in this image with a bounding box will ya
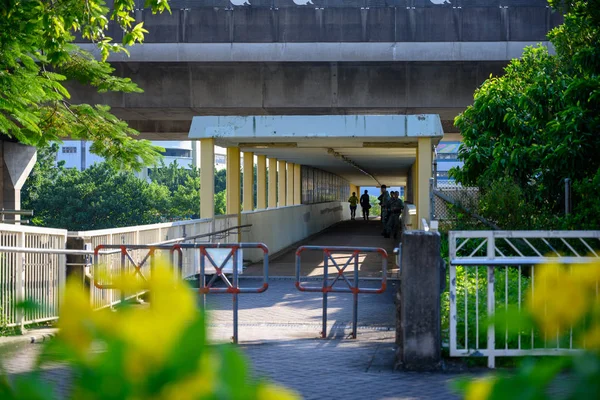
[417,137,432,229]
[200,139,215,219]
[243,152,254,212]
[257,155,267,209]
[268,158,277,208]
[293,164,302,205]
[226,147,241,215]
[277,160,286,207]
[286,163,294,206]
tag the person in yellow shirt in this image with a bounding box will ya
[348,192,359,220]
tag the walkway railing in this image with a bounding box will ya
[449,230,600,368]
[0,224,67,328]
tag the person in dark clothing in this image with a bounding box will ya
[360,190,371,220]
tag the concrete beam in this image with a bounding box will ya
[66,60,508,139]
[0,141,37,218]
[81,41,553,63]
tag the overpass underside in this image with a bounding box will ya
[69,1,561,140]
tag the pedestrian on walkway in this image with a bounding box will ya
[348,192,359,220]
[360,190,371,220]
[379,185,391,237]
[386,191,405,240]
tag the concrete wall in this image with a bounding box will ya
[241,201,350,262]
[95,3,561,44]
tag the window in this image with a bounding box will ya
[62,147,77,154]
[162,149,191,158]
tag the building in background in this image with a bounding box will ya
[56,140,227,175]
[435,141,462,185]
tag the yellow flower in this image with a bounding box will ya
[57,278,95,357]
[464,377,495,400]
[580,324,600,351]
[527,264,589,336]
[257,383,302,400]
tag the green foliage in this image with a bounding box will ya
[369,195,381,217]
[22,146,228,230]
[452,0,600,229]
[0,0,172,170]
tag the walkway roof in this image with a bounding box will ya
[189,115,444,187]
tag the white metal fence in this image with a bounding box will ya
[449,230,600,368]
[0,224,67,328]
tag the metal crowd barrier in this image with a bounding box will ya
[93,242,269,344]
[93,244,184,303]
[295,245,388,339]
[197,243,269,344]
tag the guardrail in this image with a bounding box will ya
[197,243,269,344]
[295,245,387,339]
[0,224,67,329]
[449,230,600,368]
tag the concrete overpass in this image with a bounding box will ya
[70,0,562,140]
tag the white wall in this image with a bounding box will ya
[240,201,350,262]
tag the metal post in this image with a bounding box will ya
[232,248,239,344]
[565,178,571,215]
[120,248,126,304]
[352,252,359,339]
[321,251,328,339]
[429,177,435,221]
[433,159,438,189]
[199,248,206,311]
[486,234,496,368]
[16,231,25,333]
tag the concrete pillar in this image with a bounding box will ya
[293,164,302,205]
[243,151,254,212]
[226,147,241,215]
[417,138,432,229]
[268,158,277,208]
[257,155,267,209]
[200,139,215,219]
[286,163,294,206]
[396,231,442,370]
[0,141,37,222]
[277,160,286,207]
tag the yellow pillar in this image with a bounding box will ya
[293,164,302,205]
[417,137,432,229]
[286,163,294,206]
[277,160,286,207]
[200,139,215,219]
[268,158,277,208]
[243,152,254,212]
[257,155,267,209]
[226,147,241,215]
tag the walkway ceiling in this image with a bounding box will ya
[189,115,444,187]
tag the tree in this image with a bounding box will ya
[0,0,172,170]
[451,0,600,228]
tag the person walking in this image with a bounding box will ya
[348,192,359,220]
[360,190,371,220]
[379,185,391,237]
[386,191,405,240]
